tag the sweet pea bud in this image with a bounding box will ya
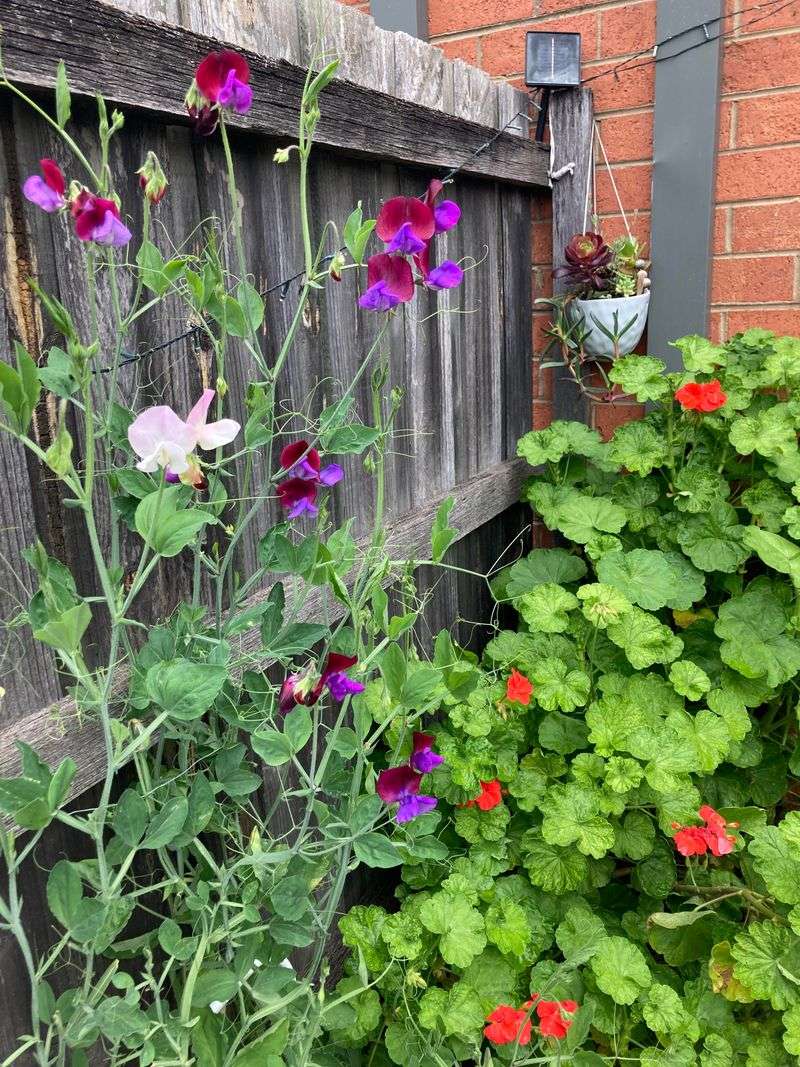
[273,146,292,164]
[136,151,168,205]
[215,376,228,398]
[363,452,376,475]
[406,970,427,990]
[249,827,262,854]
[329,252,346,282]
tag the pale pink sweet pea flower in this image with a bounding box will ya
[185,389,240,450]
[128,406,196,474]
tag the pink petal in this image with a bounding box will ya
[128,405,195,460]
[195,418,240,450]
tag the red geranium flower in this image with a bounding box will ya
[484,1005,531,1046]
[506,668,533,706]
[533,996,578,1039]
[672,824,710,857]
[674,379,727,413]
[465,779,502,811]
[672,804,738,857]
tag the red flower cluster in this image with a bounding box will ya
[464,779,502,811]
[506,668,533,706]
[672,804,738,857]
[484,996,578,1046]
[674,379,727,412]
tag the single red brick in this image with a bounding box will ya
[722,34,800,95]
[735,90,800,148]
[732,201,800,252]
[533,312,553,353]
[428,0,532,37]
[532,220,553,266]
[725,306,800,334]
[595,162,652,214]
[596,110,653,163]
[710,254,795,304]
[599,1,656,59]
[436,37,479,64]
[587,60,655,112]
[714,207,730,254]
[739,3,800,32]
[532,195,553,223]
[539,0,608,14]
[716,146,800,201]
[481,14,597,76]
[591,398,646,441]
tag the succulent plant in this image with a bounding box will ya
[553,231,613,293]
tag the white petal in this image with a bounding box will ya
[195,418,240,451]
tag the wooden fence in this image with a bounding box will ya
[0,0,555,1052]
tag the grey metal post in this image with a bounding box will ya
[371,0,427,38]
[649,0,723,366]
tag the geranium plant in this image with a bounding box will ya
[0,45,470,1067]
[336,329,800,1066]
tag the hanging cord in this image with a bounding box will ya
[594,120,632,239]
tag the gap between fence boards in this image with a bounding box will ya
[0,0,549,189]
[0,456,529,823]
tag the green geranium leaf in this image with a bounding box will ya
[597,549,682,611]
[741,479,793,531]
[528,485,626,544]
[515,582,579,633]
[669,660,711,701]
[715,587,800,686]
[749,819,800,905]
[643,983,689,1035]
[504,549,587,597]
[607,607,683,669]
[676,500,749,573]
[485,899,531,958]
[541,783,615,859]
[419,892,486,968]
[522,836,588,894]
[517,420,608,466]
[590,935,651,1004]
[671,334,727,373]
[577,582,633,629]
[609,355,669,401]
[531,657,591,712]
[731,922,800,1010]
[607,421,669,476]
[742,527,800,584]
[555,906,607,964]
[674,465,730,514]
[729,403,796,458]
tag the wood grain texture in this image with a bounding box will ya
[0,0,548,188]
[550,87,594,422]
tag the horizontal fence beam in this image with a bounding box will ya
[0,457,530,820]
[0,0,549,188]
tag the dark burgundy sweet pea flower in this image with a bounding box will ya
[23,159,66,213]
[359,253,414,311]
[312,653,365,704]
[410,732,443,774]
[280,440,343,486]
[377,765,437,824]
[70,189,131,246]
[195,50,252,113]
[376,196,435,246]
[277,476,318,519]
[187,104,220,137]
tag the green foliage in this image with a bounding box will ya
[337,330,800,1065]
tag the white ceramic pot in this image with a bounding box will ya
[569,291,650,359]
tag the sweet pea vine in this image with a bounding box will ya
[338,330,800,1066]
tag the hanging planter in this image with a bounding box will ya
[556,231,651,359]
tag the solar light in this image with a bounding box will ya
[525,31,582,89]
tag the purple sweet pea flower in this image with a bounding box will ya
[359,280,402,312]
[319,463,344,487]
[377,765,438,824]
[426,260,463,291]
[218,67,253,113]
[387,221,427,256]
[410,732,444,774]
[327,671,366,702]
[434,200,461,234]
[23,160,66,213]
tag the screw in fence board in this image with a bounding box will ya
[549,86,594,425]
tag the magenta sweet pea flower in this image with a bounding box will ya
[359,253,414,311]
[279,653,364,714]
[280,440,343,487]
[410,732,444,774]
[277,477,318,519]
[195,50,253,114]
[70,190,131,247]
[386,222,426,256]
[376,196,435,246]
[23,159,66,213]
[377,765,437,824]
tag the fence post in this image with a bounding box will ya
[548,86,594,424]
